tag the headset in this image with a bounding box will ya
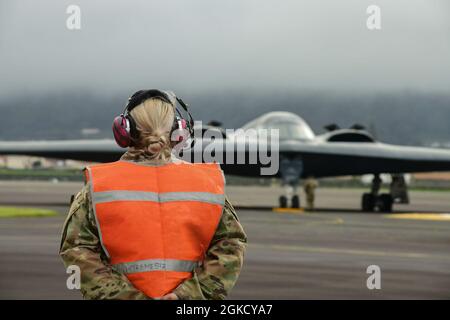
[112,89,194,148]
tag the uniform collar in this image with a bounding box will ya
[120,151,184,166]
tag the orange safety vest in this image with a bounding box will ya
[85,160,225,298]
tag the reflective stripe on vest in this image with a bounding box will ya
[113,259,199,274]
[86,160,224,298]
[93,190,225,206]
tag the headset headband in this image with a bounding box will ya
[121,89,194,140]
[124,89,176,114]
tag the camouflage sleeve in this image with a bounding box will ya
[59,184,149,300]
[173,197,247,300]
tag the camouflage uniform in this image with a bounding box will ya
[59,154,247,300]
[303,177,318,211]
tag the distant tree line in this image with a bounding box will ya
[1,90,449,146]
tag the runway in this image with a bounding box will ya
[0,181,449,299]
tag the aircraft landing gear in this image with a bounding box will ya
[279,189,301,208]
[361,174,394,213]
[378,194,393,212]
[279,195,288,208]
[279,156,303,209]
[361,192,393,212]
[361,193,375,212]
[291,195,300,208]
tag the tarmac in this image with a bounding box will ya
[0,181,449,299]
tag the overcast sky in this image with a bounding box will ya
[0,0,449,97]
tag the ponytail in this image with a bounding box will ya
[127,98,174,161]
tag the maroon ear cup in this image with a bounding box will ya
[114,89,193,148]
[171,117,189,143]
[112,115,132,148]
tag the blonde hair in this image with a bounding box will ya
[127,98,175,161]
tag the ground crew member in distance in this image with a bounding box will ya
[303,176,318,211]
[59,89,247,300]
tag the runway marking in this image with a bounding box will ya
[240,216,345,227]
[385,213,450,221]
[248,243,435,260]
[330,218,344,225]
[272,208,304,214]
